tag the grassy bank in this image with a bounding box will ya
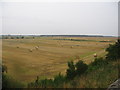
[64,60,119,88]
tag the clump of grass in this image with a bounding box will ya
[28,73,66,88]
[63,55,119,88]
[2,74,25,88]
[87,57,108,72]
[78,61,118,88]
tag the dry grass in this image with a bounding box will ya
[2,37,116,82]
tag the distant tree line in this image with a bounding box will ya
[2,35,24,39]
[2,35,35,39]
[40,35,104,37]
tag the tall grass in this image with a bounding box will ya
[2,74,25,88]
[70,61,118,88]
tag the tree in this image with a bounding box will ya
[106,39,120,60]
[21,36,24,39]
[16,37,19,39]
[66,61,76,80]
[75,60,88,76]
[11,37,14,39]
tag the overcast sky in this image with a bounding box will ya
[0,0,118,36]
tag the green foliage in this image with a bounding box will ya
[91,57,108,66]
[53,73,66,87]
[69,80,78,88]
[39,79,53,88]
[28,82,35,88]
[66,61,76,80]
[28,78,54,88]
[66,60,88,80]
[67,61,118,88]
[75,60,88,76]
[106,39,120,60]
[16,37,19,39]
[28,60,88,88]
[11,37,14,39]
[2,74,25,88]
[21,36,24,39]
[87,57,108,72]
[28,73,66,88]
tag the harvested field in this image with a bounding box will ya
[1,37,117,82]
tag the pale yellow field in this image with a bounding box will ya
[2,37,117,82]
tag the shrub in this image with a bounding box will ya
[91,57,108,66]
[75,60,88,76]
[106,39,120,60]
[66,61,76,80]
[28,82,36,88]
[28,73,66,88]
[16,37,19,39]
[28,78,54,88]
[11,37,14,39]
[87,57,108,72]
[53,73,66,87]
[40,79,54,88]
[2,74,25,88]
[21,36,24,39]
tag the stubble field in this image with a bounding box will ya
[2,37,116,82]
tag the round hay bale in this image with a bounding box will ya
[35,46,39,50]
[70,46,73,48]
[29,49,33,52]
[93,53,97,58]
[17,46,19,48]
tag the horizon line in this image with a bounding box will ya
[0,34,118,37]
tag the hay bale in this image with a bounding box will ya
[93,53,97,58]
[35,46,39,50]
[16,46,19,48]
[70,46,73,48]
[29,49,33,52]
[61,44,63,47]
